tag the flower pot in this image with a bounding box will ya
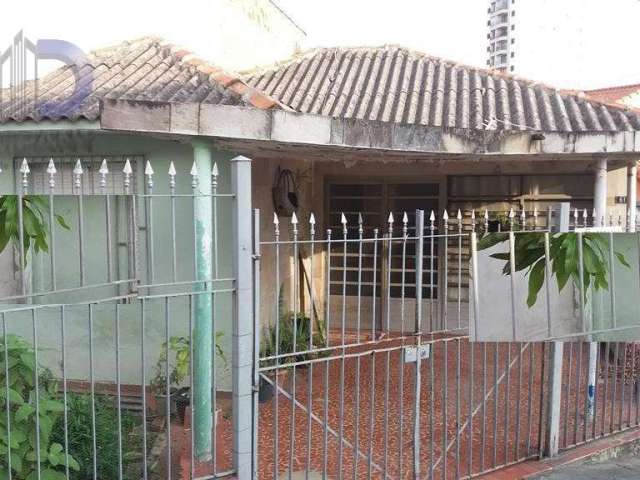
[259,369,289,403]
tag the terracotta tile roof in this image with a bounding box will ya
[0,37,285,124]
[585,83,640,106]
[245,45,640,132]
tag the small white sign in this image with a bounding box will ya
[403,344,431,363]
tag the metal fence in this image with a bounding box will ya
[0,156,247,480]
[3,157,640,480]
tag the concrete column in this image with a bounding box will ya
[627,161,637,232]
[593,158,608,227]
[231,156,254,479]
[588,158,608,419]
[192,141,213,461]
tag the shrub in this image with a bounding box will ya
[0,334,79,480]
[51,393,142,480]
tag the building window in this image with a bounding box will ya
[510,65,515,72]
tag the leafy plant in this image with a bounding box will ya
[0,196,70,265]
[0,334,79,480]
[261,312,327,365]
[478,232,630,307]
[51,393,142,480]
[150,333,226,394]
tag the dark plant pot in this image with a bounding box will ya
[174,387,190,424]
[258,370,289,404]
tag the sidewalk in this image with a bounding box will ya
[533,447,640,479]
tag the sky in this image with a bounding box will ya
[2,0,639,90]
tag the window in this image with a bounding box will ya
[326,180,439,299]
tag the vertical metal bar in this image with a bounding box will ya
[32,309,41,480]
[115,304,124,480]
[468,341,474,476]
[481,343,487,472]
[17,191,27,296]
[611,342,619,434]
[544,233,552,338]
[509,231,517,340]
[306,214,315,480]
[442,212,449,330]
[564,343,573,447]
[48,185,57,290]
[273,216,281,480]
[337,215,348,476]
[145,172,155,285]
[170,165,177,283]
[457,212,462,329]
[504,345,511,464]
[398,215,408,480]
[442,340,448,480]
[2,314,12,480]
[252,209,260,480]
[455,338,461,479]
[429,338,435,480]
[356,215,363,340]
[372,229,379,336]
[382,218,393,478]
[231,156,254,479]
[105,194,114,283]
[353,355,362,480]
[322,228,331,479]
[141,300,148,480]
[429,212,435,332]
[288,215,299,480]
[492,343,499,468]
[165,297,172,480]
[574,342,583,445]
[620,344,627,431]
[515,343,523,460]
[189,295,195,480]
[470,232,480,340]
[413,210,425,478]
[526,344,534,456]
[602,342,610,437]
[77,191,86,286]
[60,306,69,479]
[367,351,376,480]
[89,304,97,480]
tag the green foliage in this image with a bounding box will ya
[261,312,327,365]
[0,334,79,480]
[478,232,630,308]
[150,333,226,394]
[50,394,141,480]
[0,196,70,265]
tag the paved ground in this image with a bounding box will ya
[534,449,640,479]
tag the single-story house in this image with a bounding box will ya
[1,37,640,377]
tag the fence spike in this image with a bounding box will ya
[292,211,299,225]
[443,209,449,221]
[508,208,515,218]
[309,213,316,236]
[273,212,280,236]
[212,162,219,177]
[574,208,579,219]
[73,159,83,176]
[388,212,394,224]
[430,210,436,222]
[123,158,132,193]
[98,159,108,190]
[358,213,364,235]
[471,209,476,220]
[190,161,198,177]
[47,158,57,175]
[402,212,408,235]
[168,161,176,177]
[144,160,154,176]
[457,209,462,220]
[20,157,30,174]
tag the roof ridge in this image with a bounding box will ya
[586,82,640,94]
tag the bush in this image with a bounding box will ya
[0,334,79,480]
[51,394,142,480]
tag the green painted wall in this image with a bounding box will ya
[0,130,237,390]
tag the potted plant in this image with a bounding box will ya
[258,311,327,403]
[150,332,226,424]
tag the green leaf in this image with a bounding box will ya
[54,215,70,230]
[40,469,67,480]
[15,404,35,423]
[614,252,630,268]
[527,258,546,308]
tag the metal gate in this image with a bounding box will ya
[253,209,548,479]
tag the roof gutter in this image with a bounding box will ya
[95,99,638,158]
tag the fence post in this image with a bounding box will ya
[252,208,261,480]
[231,155,254,479]
[545,203,569,456]
[413,209,424,477]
